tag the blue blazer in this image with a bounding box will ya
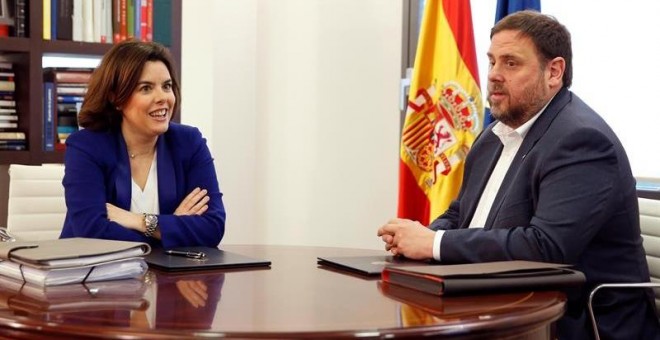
[60,123,226,249]
[429,88,659,339]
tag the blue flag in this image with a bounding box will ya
[485,0,541,127]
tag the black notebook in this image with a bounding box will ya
[145,247,271,272]
[317,255,432,276]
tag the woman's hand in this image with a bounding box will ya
[106,203,144,232]
[175,280,209,308]
[174,187,210,216]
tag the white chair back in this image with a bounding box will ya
[640,197,660,313]
[6,164,66,241]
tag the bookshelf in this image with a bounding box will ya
[0,0,182,165]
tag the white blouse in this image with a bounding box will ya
[130,152,160,215]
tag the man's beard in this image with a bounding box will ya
[488,76,548,128]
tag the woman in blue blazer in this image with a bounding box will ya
[60,40,226,249]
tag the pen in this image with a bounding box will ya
[164,250,207,259]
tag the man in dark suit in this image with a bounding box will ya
[378,10,659,339]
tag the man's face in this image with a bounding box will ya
[487,30,550,128]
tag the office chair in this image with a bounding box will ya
[6,164,66,241]
[588,196,660,340]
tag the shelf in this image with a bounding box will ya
[41,40,113,57]
[0,37,30,52]
[0,0,182,166]
[0,151,31,164]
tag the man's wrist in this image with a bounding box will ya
[432,230,444,261]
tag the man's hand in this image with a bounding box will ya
[377,218,435,260]
[174,187,210,216]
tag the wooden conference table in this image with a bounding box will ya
[0,245,566,339]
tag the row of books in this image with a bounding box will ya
[0,0,26,38]
[0,60,26,150]
[43,67,93,151]
[45,0,172,45]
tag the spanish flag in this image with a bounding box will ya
[398,0,483,225]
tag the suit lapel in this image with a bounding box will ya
[115,133,132,210]
[156,135,177,214]
[460,130,503,229]
[484,88,572,227]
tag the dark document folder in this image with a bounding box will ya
[145,247,271,272]
[382,260,585,296]
[317,255,432,276]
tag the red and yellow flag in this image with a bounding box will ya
[398,0,483,225]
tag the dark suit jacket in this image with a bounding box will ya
[429,88,659,339]
[60,123,226,249]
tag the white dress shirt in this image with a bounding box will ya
[432,102,550,261]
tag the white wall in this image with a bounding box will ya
[183,0,660,249]
[182,1,402,249]
[472,0,660,178]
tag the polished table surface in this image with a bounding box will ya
[0,245,566,339]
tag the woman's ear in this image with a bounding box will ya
[109,93,120,110]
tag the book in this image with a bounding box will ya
[50,0,57,39]
[152,0,170,45]
[0,121,17,128]
[92,0,102,42]
[82,0,93,42]
[43,81,55,151]
[44,67,94,83]
[43,0,51,40]
[145,0,152,41]
[103,0,113,43]
[138,0,147,40]
[72,0,82,41]
[112,0,120,42]
[0,131,25,139]
[119,0,127,41]
[0,139,26,145]
[11,0,26,37]
[0,71,14,81]
[0,80,15,91]
[381,261,586,296]
[0,144,26,150]
[56,84,87,95]
[56,0,73,40]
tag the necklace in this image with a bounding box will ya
[129,150,153,159]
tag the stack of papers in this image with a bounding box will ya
[0,276,148,313]
[0,238,151,286]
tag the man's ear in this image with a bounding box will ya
[547,57,565,88]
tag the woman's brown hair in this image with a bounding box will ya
[77,39,181,131]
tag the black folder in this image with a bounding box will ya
[145,247,271,272]
[317,255,432,276]
[381,260,585,296]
